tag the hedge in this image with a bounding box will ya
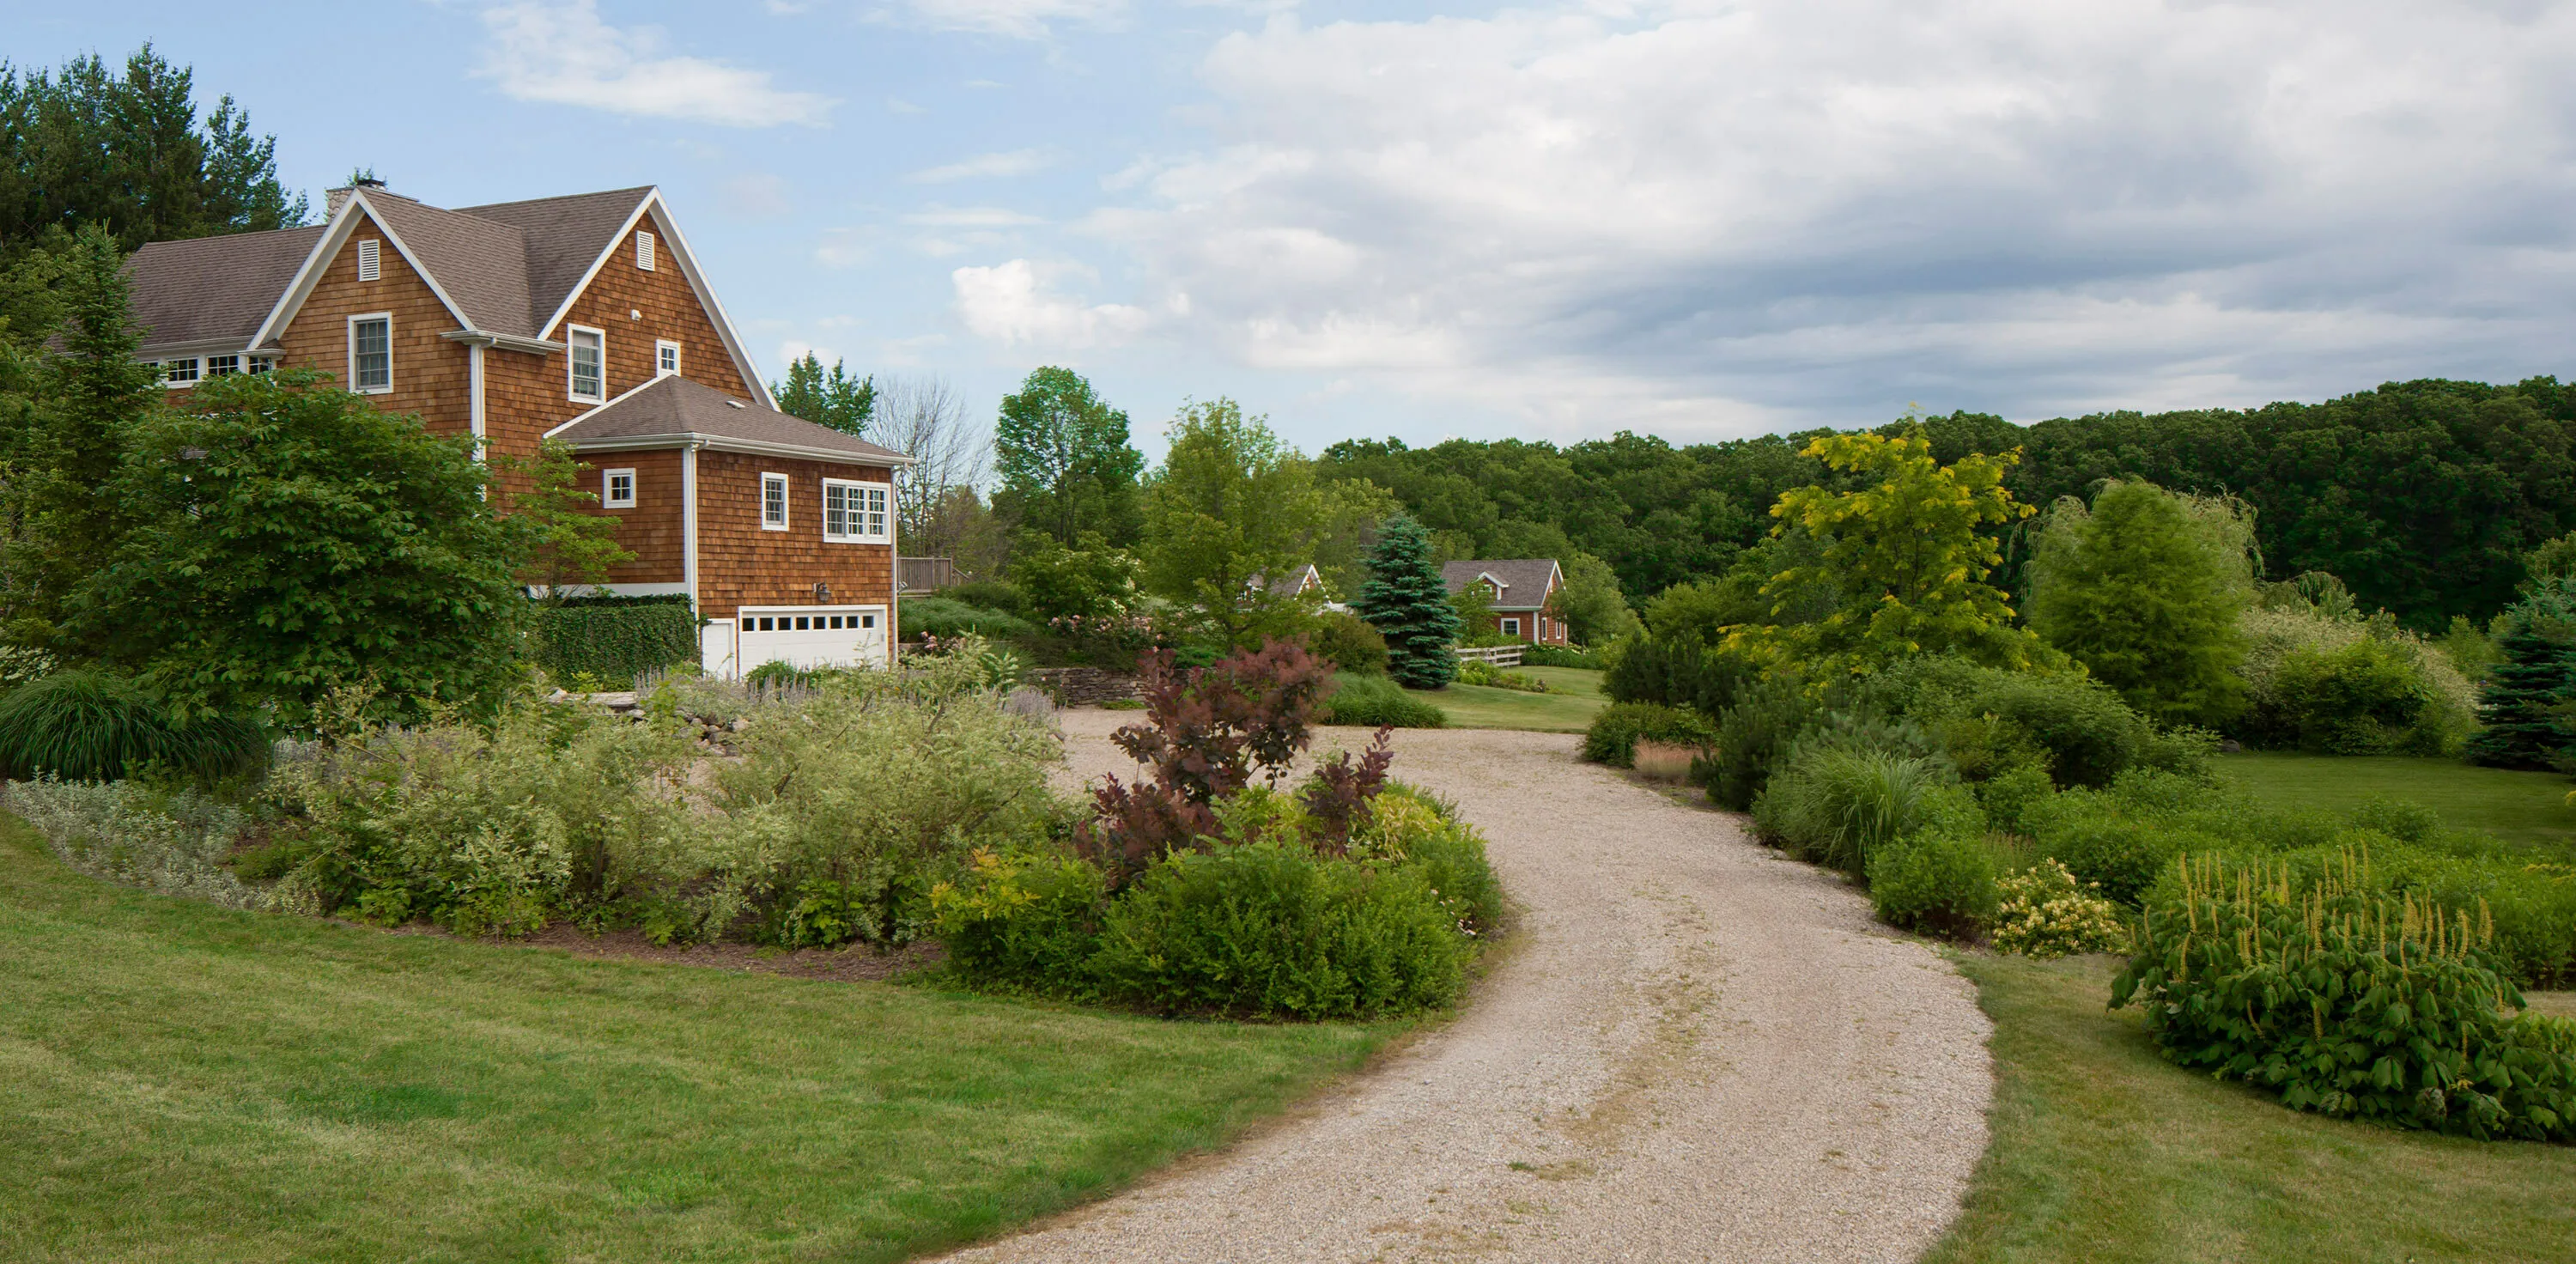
[532,596,698,686]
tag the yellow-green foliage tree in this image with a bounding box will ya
[1734,430,2052,676]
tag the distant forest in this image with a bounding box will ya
[1318,377,2576,630]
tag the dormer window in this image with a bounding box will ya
[356,239,380,282]
[568,326,605,402]
[636,231,655,271]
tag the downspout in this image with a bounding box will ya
[886,469,900,669]
[467,341,487,456]
[682,441,702,613]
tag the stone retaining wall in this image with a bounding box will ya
[1028,666,1140,707]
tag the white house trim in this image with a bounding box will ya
[346,311,394,394]
[440,329,560,356]
[556,431,914,468]
[681,443,702,607]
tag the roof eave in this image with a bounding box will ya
[556,430,917,468]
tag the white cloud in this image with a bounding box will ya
[1012,0,2576,432]
[953,259,1152,347]
[720,173,793,219]
[903,206,1045,228]
[477,1,835,127]
[905,149,1058,184]
[874,0,1126,40]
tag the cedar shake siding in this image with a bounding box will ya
[594,447,688,586]
[556,210,750,401]
[268,210,473,429]
[693,451,896,620]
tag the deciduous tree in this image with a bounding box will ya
[1139,398,1323,642]
[993,367,1143,547]
[2026,480,2252,726]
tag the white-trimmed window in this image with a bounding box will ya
[761,473,790,530]
[636,230,655,271]
[1500,617,1522,637]
[349,314,392,393]
[205,354,241,377]
[823,478,889,543]
[603,468,636,509]
[656,339,681,377]
[355,238,380,282]
[159,357,201,386]
[247,356,274,375]
[568,326,605,402]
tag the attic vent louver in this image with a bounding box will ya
[356,239,380,283]
[637,231,655,271]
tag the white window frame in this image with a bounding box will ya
[159,357,202,387]
[603,467,637,509]
[355,238,381,283]
[348,313,393,395]
[247,356,274,375]
[567,325,606,402]
[636,230,656,271]
[655,339,681,377]
[822,477,889,544]
[1500,617,1522,637]
[761,472,790,531]
[204,353,241,378]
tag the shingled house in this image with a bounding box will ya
[125,179,908,675]
[1442,559,1571,646]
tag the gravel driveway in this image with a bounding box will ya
[935,714,1993,1264]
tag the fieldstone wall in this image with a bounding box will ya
[1028,667,1140,707]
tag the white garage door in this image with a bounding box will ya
[733,605,890,672]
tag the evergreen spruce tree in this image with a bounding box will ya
[1356,515,1461,689]
[2465,576,2576,769]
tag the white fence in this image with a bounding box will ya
[1455,644,1523,667]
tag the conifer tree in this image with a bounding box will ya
[1356,515,1461,689]
[2465,576,2576,769]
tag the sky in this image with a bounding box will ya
[13,0,2576,463]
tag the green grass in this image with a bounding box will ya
[0,817,1400,1263]
[2217,751,2576,855]
[1427,665,1608,732]
[1924,953,2576,1264]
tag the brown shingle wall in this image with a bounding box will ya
[694,451,895,619]
[483,208,758,475]
[592,447,687,584]
[553,209,753,410]
[275,210,471,437]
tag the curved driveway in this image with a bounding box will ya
[936,718,1993,1264]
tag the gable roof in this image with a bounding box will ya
[548,374,912,466]
[124,184,769,402]
[1253,563,1322,596]
[125,225,325,350]
[1441,559,1564,609]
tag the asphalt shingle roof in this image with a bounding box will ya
[1441,559,1563,610]
[550,374,910,464]
[123,185,655,350]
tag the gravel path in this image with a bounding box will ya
[936,715,1993,1264]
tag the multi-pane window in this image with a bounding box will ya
[356,238,380,282]
[205,354,241,377]
[351,317,391,392]
[657,340,681,376]
[247,357,273,374]
[762,473,789,530]
[161,358,201,385]
[636,231,655,271]
[568,327,604,401]
[604,468,636,509]
[823,479,888,543]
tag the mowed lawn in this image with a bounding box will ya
[1428,665,1607,732]
[1926,954,2576,1264]
[2217,751,2576,855]
[0,818,1400,1264]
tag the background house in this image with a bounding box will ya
[1441,560,1570,645]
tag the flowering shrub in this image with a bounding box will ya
[2112,851,2576,1140]
[9,777,266,910]
[1989,860,2129,958]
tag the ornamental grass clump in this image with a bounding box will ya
[1989,860,2128,958]
[2111,850,2576,1141]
